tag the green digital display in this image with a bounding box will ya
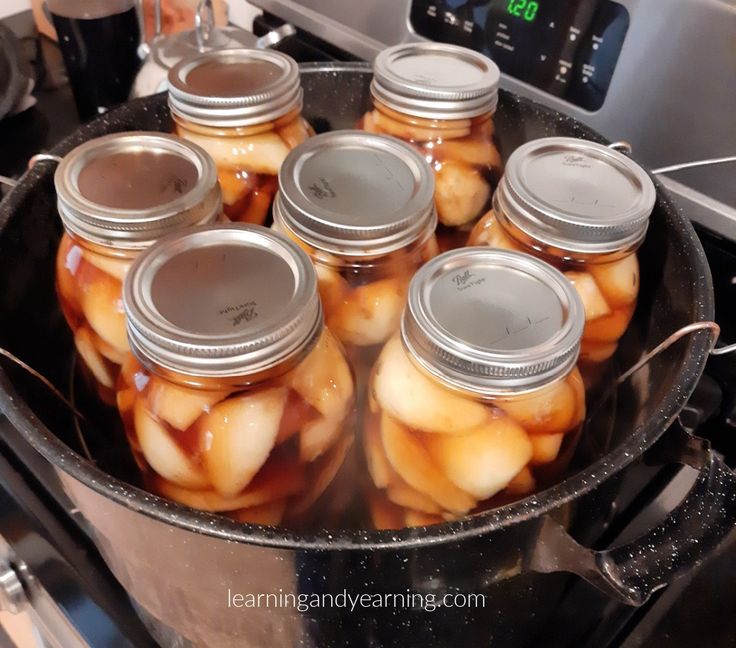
[507,0,540,22]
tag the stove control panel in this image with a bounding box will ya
[410,0,630,111]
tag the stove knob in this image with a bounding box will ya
[0,558,27,615]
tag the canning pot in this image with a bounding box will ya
[0,63,734,648]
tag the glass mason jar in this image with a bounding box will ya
[469,137,656,366]
[273,131,439,375]
[168,48,313,225]
[55,132,221,404]
[118,225,355,528]
[359,43,502,251]
[365,248,586,529]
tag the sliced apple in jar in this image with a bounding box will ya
[564,271,612,321]
[434,161,491,227]
[134,399,209,489]
[200,387,287,498]
[497,377,578,436]
[74,327,115,390]
[433,137,501,169]
[387,473,444,515]
[373,336,489,435]
[589,254,639,308]
[363,411,391,489]
[329,278,406,347]
[183,131,291,176]
[380,413,476,515]
[423,415,533,500]
[78,268,128,354]
[583,307,634,343]
[152,458,305,512]
[146,377,229,431]
[288,330,354,418]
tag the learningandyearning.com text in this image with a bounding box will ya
[227,589,486,613]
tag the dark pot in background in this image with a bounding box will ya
[0,64,734,648]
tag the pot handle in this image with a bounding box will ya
[530,425,736,606]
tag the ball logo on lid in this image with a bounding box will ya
[451,269,486,291]
[562,154,591,169]
[219,301,259,327]
[307,178,337,201]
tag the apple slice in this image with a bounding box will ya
[589,255,639,308]
[116,386,136,416]
[146,377,228,431]
[373,336,489,435]
[134,400,209,489]
[468,213,525,252]
[56,236,83,311]
[330,278,406,347]
[564,271,612,321]
[423,416,532,500]
[288,331,354,418]
[434,161,490,227]
[380,413,476,514]
[359,111,380,134]
[183,131,290,175]
[498,377,577,436]
[363,411,391,488]
[315,265,350,318]
[78,269,128,354]
[530,433,564,465]
[299,414,344,462]
[74,327,115,389]
[434,138,502,169]
[372,109,470,141]
[152,457,305,512]
[277,117,311,149]
[583,307,634,343]
[387,473,443,515]
[201,388,287,498]
[82,249,131,282]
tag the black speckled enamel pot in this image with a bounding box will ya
[0,63,734,648]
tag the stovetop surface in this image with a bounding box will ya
[0,9,734,648]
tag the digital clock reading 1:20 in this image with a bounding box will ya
[507,0,540,22]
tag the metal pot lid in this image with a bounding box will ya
[167,48,302,127]
[124,224,322,378]
[55,132,220,249]
[371,43,499,120]
[497,137,656,254]
[402,248,584,394]
[149,26,257,72]
[275,130,436,256]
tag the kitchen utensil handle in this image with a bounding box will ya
[532,425,736,605]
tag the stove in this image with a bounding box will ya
[0,6,734,648]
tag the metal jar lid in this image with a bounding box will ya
[124,224,323,378]
[496,137,656,254]
[274,130,437,256]
[371,43,500,120]
[401,248,584,395]
[55,131,221,250]
[167,48,302,127]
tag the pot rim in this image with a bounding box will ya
[0,66,715,552]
